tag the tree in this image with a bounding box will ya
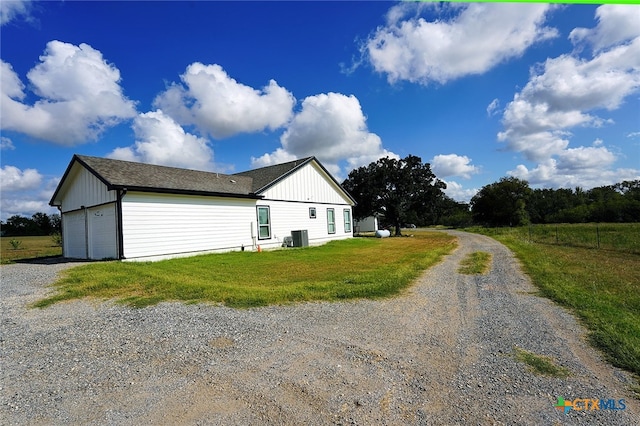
[342,155,446,236]
[1,215,41,236]
[528,188,575,223]
[616,180,640,201]
[50,213,61,232]
[32,212,52,235]
[470,177,532,227]
[0,212,62,236]
[438,198,472,228]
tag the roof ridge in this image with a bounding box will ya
[233,156,314,175]
[75,154,235,177]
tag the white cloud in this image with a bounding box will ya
[1,136,15,150]
[570,5,640,51]
[508,160,639,190]
[108,110,214,171]
[0,166,58,221]
[364,3,557,84]
[507,143,630,190]
[0,0,32,26]
[499,129,571,162]
[0,165,42,192]
[154,63,295,139]
[556,146,616,172]
[486,99,500,117]
[0,199,54,221]
[441,180,478,204]
[431,154,479,179]
[252,92,397,178]
[0,41,136,145]
[497,6,640,188]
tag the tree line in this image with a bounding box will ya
[342,155,640,232]
[469,177,640,227]
[1,213,61,237]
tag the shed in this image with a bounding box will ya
[50,155,356,261]
[354,216,379,233]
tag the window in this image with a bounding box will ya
[309,207,316,219]
[257,206,271,240]
[343,209,352,233]
[327,208,336,234]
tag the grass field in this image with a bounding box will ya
[33,230,456,309]
[470,224,640,383]
[481,223,640,254]
[1,236,62,264]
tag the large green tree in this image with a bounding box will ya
[342,155,446,236]
[471,177,532,227]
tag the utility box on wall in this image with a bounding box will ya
[291,230,309,247]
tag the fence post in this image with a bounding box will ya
[555,225,559,244]
[596,225,600,249]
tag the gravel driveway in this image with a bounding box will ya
[1,231,638,425]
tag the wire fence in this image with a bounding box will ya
[523,223,640,254]
[477,223,640,254]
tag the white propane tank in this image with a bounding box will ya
[375,229,391,238]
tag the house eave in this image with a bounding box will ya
[118,186,263,199]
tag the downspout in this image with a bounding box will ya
[116,188,127,260]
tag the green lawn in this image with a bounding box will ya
[33,230,456,309]
[457,251,492,275]
[1,235,62,264]
[469,225,640,383]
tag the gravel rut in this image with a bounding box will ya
[1,231,638,425]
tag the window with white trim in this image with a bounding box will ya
[327,208,336,234]
[257,206,271,240]
[343,209,352,233]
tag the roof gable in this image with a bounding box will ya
[235,157,356,205]
[234,157,314,193]
[50,154,356,206]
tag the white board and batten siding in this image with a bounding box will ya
[62,210,87,259]
[58,164,116,213]
[59,164,119,259]
[256,161,354,249]
[121,192,257,261]
[62,204,118,260]
[260,161,351,205]
[87,204,118,259]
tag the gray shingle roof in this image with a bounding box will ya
[49,155,257,206]
[75,155,255,195]
[50,154,355,206]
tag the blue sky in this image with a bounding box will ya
[1,1,639,221]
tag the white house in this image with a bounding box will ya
[49,155,356,261]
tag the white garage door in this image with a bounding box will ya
[63,210,87,259]
[87,204,118,260]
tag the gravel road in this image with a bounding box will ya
[1,231,638,425]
